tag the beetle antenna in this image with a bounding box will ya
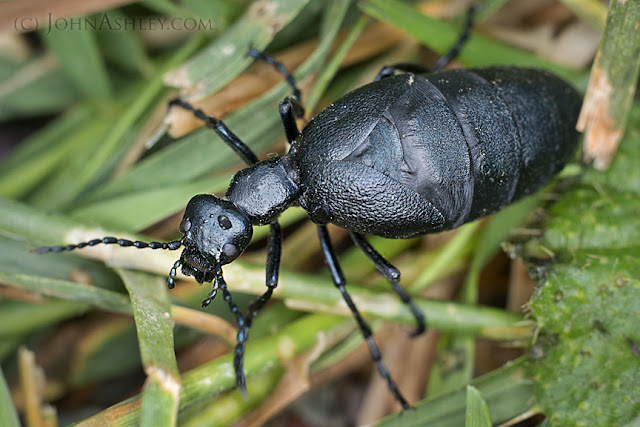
[32,237,183,253]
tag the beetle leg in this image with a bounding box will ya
[168,98,259,166]
[432,5,476,72]
[374,63,429,81]
[349,232,426,337]
[317,225,411,410]
[248,47,302,105]
[246,221,282,326]
[374,5,476,80]
[248,47,305,141]
[279,97,303,143]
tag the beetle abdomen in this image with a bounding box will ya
[427,67,582,224]
[294,67,581,237]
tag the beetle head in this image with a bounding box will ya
[178,194,252,283]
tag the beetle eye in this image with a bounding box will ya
[180,218,192,233]
[218,215,232,230]
[222,243,238,258]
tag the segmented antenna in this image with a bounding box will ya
[32,237,183,253]
[167,259,182,289]
[33,237,184,289]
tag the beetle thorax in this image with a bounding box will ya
[226,156,300,226]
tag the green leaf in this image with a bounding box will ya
[526,103,640,425]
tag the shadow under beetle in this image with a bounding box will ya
[35,7,582,409]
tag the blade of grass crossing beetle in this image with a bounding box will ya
[0,198,528,339]
[360,0,582,82]
[164,0,311,98]
[117,268,180,427]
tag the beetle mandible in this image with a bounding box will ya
[35,8,582,409]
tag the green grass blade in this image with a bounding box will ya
[27,34,205,212]
[0,366,20,427]
[77,314,350,426]
[0,107,92,199]
[0,272,132,316]
[0,56,80,120]
[117,268,180,427]
[465,385,492,427]
[378,357,535,427]
[71,177,231,231]
[360,0,582,82]
[96,10,155,77]
[0,299,86,337]
[164,0,311,99]
[41,21,112,100]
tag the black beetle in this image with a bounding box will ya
[34,8,582,409]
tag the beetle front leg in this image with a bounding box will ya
[168,99,259,166]
[350,232,426,337]
[246,221,282,326]
[317,225,411,410]
[212,264,250,397]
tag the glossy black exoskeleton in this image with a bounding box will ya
[34,8,582,409]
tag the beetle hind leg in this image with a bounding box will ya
[350,232,426,337]
[374,5,476,80]
[317,225,411,410]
